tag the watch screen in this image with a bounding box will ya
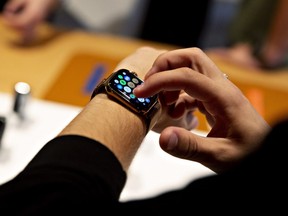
[108,69,158,112]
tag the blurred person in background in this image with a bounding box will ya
[1,0,60,43]
[137,0,212,48]
[208,0,288,70]
[0,0,215,49]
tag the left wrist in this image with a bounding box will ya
[89,93,147,169]
[59,93,147,170]
[91,69,161,134]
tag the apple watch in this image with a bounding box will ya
[90,69,161,133]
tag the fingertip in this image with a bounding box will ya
[166,132,178,150]
[159,129,178,151]
[133,83,145,96]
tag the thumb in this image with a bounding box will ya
[159,127,229,173]
[159,127,202,160]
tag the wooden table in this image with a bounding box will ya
[206,52,288,127]
[0,17,178,99]
[1,17,288,131]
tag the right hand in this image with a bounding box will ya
[134,47,271,173]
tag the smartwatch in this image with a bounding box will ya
[90,69,161,133]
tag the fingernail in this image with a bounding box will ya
[166,132,178,150]
[136,83,144,89]
[133,83,144,94]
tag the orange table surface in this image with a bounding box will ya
[1,17,288,131]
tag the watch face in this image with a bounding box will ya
[107,69,158,113]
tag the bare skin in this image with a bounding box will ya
[134,47,271,173]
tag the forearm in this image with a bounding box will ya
[59,47,165,171]
[58,93,146,171]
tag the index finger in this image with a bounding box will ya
[145,47,225,81]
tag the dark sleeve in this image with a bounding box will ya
[0,135,126,214]
[1,119,287,213]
